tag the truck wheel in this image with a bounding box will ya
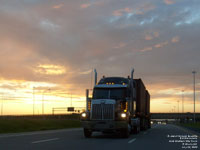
[137,126,140,133]
[133,126,140,134]
[121,124,130,138]
[121,128,130,138]
[84,129,92,138]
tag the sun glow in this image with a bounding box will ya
[0,79,86,115]
[34,64,66,75]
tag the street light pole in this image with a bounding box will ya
[42,92,44,115]
[33,87,35,116]
[1,93,3,116]
[42,89,50,115]
[177,100,179,113]
[182,90,184,113]
[192,71,196,123]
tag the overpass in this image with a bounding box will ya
[151,113,200,119]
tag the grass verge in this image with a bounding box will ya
[0,119,81,134]
[179,122,200,133]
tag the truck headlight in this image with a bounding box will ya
[121,113,126,118]
[81,112,86,118]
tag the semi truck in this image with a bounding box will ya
[80,69,150,138]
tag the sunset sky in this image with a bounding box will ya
[0,0,200,115]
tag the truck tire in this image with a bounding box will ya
[121,129,129,138]
[84,129,92,138]
[121,124,130,138]
[133,126,140,134]
[137,126,140,133]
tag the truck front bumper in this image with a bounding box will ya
[81,120,128,132]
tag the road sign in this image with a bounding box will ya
[68,107,74,112]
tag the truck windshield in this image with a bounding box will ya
[93,88,126,99]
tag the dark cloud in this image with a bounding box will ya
[0,0,200,101]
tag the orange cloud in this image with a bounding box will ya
[140,46,153,52]
[145,35,153,40]
[81,3,91,9]
[113,7,132,16]
[171,36,180,43]
[154,41,168,48]
[164,0,175,5]
[113,42,127,49]
[144,32,159,40]
[153,32,159,37]
[34,64,66,75]
[53,4,64,9]
[135,3,156,15]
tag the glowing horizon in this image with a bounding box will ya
[0,0,200,115]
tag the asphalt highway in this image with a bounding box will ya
[0,124,199,150]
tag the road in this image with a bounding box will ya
[0,124,199,150]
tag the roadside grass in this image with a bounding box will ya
[179,122,200,133]
[180,122,200,128]
[0,119,81,134]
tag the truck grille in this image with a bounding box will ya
[91,104,114,120]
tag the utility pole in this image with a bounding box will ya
[33,87,35,115]
[177,100,179,113]
[182,90,184,113]
[91,69,93,89]
[192,71,196,123]
[42,89,51,115]
[1,93,3,116]
[71,93,72,107]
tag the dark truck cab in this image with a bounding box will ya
[80,69,150,138]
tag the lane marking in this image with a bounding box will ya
[128,138,136,144]
[152,125,157,129]
[32,138,59,144]
[0,128,82,138]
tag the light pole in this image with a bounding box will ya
[182,90,184,113]
[1,93,3,116]
[42,89,51,115]
[192,71,196,123]
[33,87,35,115]
[177,100,179,113]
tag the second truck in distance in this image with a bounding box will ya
[81,69,150,138]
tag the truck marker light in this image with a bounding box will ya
[81,113,86,118]
[121,113,126,118]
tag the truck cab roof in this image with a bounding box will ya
[94,77,130,88]
[98,77,130,85]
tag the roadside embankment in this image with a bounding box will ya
[178,122,200,133]
[0,114,81,134]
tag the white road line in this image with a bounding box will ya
[152,125,157,129]
[32,138,59,144]
[128,138,136,144]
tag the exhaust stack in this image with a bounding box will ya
[130,68,134,113]
[94,69,97,85]
[131,68,134,80]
